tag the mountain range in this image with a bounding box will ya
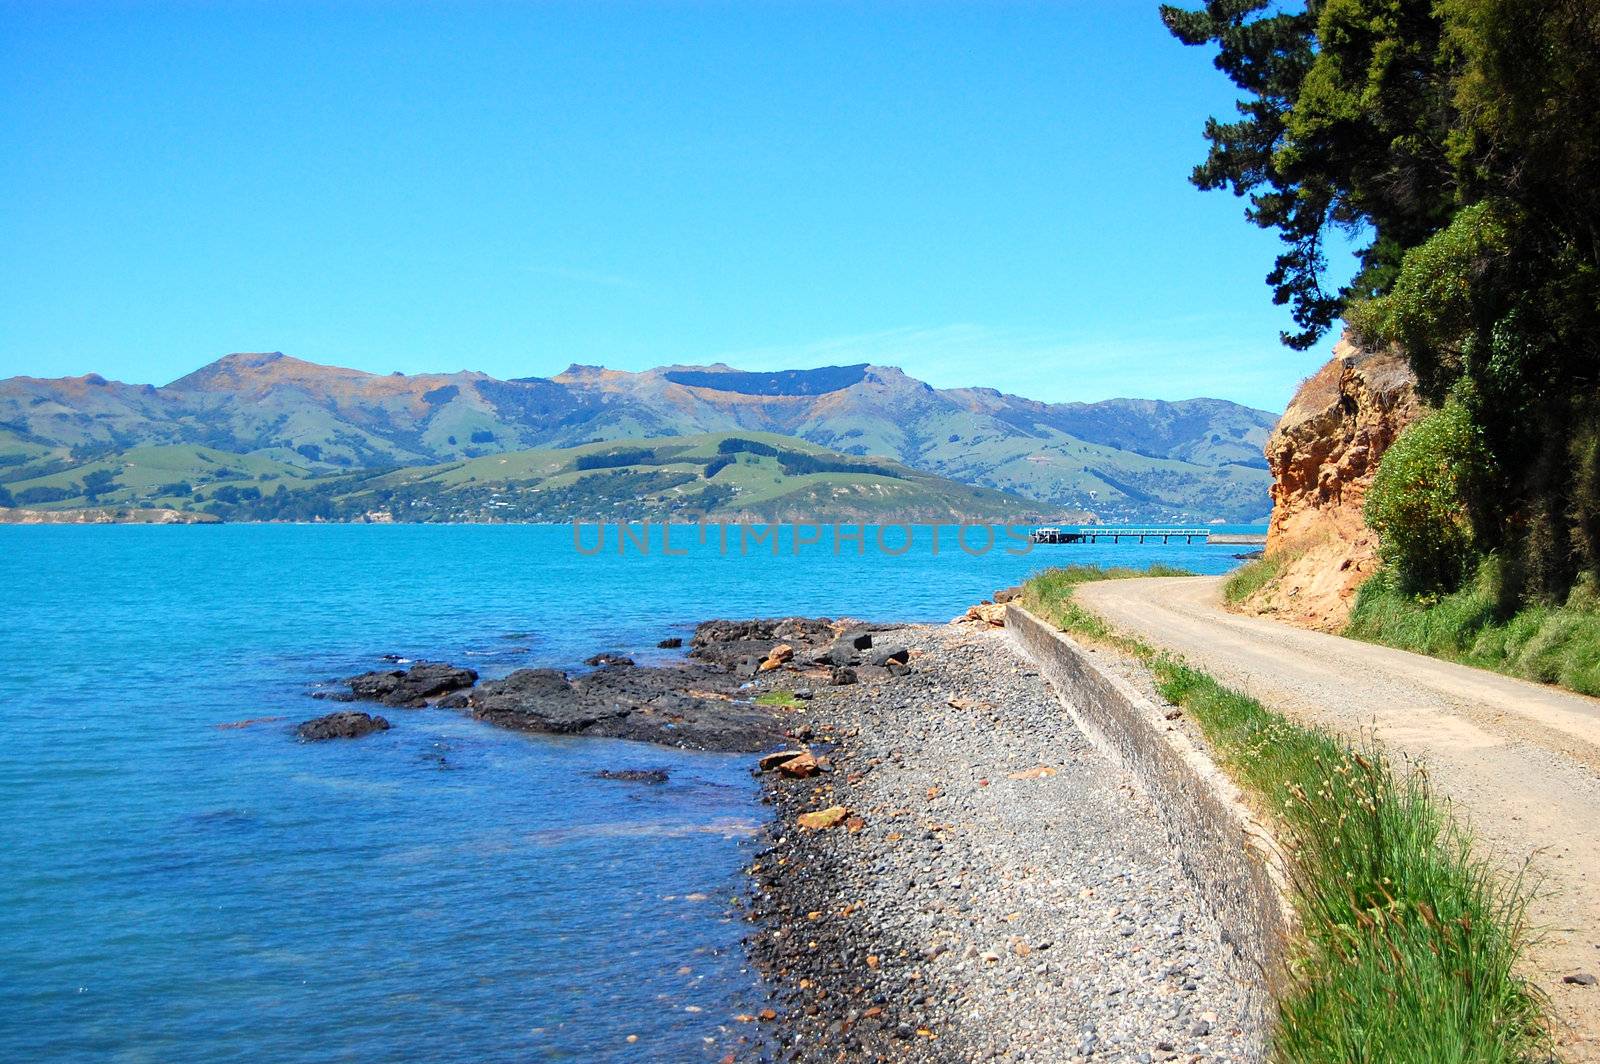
[0,352,1277,521]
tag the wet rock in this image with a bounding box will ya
[593,768,670,784]
[585,652,634,667]
[657,637,684,649]
[327,662,478,707]
[464,654,781,752]
[297,711,390,740]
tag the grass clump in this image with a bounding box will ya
[1349,562,1600,697]
[1021,567,1549,1062]
[1224,552,1286,604]
[753,689,801,708]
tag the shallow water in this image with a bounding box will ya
[0,522,1255,1061]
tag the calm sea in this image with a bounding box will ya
[0,522,1255,1062]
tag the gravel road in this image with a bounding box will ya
[746,622,1265,1062]
[1075,575,1600,1061]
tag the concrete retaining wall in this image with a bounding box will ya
[1006,604,1297,992]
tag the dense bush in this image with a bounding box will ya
[14,484,74,505]
[716,437,779,457]
[1364,400,1494,592]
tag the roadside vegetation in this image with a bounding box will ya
[1022,565,1549,1062]
[1221,545,1309,607]
[1348,565,1600,698]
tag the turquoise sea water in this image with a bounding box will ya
[0,523,1257,1062]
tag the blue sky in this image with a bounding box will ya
[1,1,1343,411]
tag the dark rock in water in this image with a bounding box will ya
[593,768,670,784]
[584,652,634,668]
[380,653,406,663]
[332,662,478,708]
[868,646,910,668]
[297,711,390,740]
[461,661,779,752]
[657,637,684,649]
[469,669,574,717]
[830,666,859,686]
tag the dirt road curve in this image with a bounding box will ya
[1075,575,1600,1060]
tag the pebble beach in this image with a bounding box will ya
[744,622,1266,1062]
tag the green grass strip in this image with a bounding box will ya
[1021,565,1549,1062]
[1348,564,1600,697]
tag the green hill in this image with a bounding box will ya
[2,433,1072,523]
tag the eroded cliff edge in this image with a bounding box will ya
[1239,334,1423,630]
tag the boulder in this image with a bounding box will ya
[297,711,390,740]
[868,646,910,667]
[657,637,684,649]
[778,750,827,778]
[759,749,807,772]
[829,666,859,686]
[993,586,1022,604]
[796,805,850,830]
[758,643,794,672]
[962,603,1007,627]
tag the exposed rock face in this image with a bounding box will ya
[1248,334,1424,629]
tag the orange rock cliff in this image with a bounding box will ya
[1242,334,1424,630]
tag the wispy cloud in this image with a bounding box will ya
[705,320,1328,412]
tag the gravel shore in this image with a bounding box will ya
[744,621,1266,1062]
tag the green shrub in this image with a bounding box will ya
[1365,400,1495,592]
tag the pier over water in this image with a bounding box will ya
[1029,527,1267,546]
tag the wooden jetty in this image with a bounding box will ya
[1028,526,1265,545]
